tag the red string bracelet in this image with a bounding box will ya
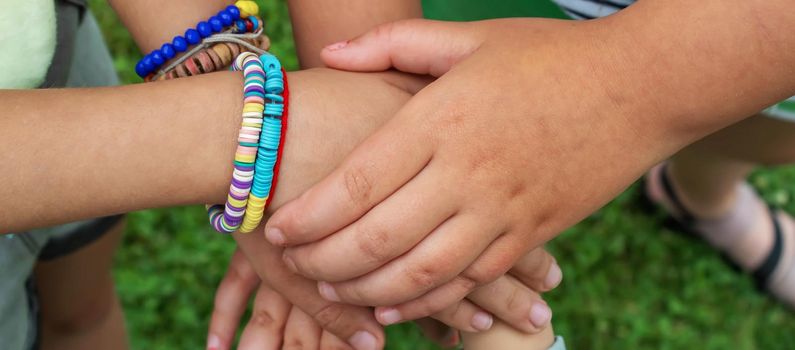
[264,68,289,210]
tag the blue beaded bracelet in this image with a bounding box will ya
[135,3,256,78]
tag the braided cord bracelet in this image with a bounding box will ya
[206,52,266,233]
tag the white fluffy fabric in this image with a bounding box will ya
[0,0,56,88]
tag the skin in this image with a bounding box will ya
[30,1,232,347]
[287,0,423,68]
[11,1,562,347]
[210,249,558,350]
[265,0,795,315]
[108,0,232,53]
[0,69,559,349]
[35,220,128,350]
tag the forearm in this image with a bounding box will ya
[108,0,231,52]
[598,0,795,145]
[0,73,239,232]
[287,0,422,67]
[0,69,422,233]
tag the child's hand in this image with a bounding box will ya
[374,246,561,334]
[265,17,676,313]
[207,249,560,350]
[208,249,357,349]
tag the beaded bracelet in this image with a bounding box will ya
[238,54,287,233]
[150,35,270,81]
[134,1,262,79]
[206,52,267,233]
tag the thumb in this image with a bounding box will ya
[321,19,483,77]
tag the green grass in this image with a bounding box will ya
[88,0,795,348]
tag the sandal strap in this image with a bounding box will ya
[658,164,696,226]
[752,207,784,291]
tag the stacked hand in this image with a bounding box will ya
[266,18,681,326]
[209,246,560,350]
[205,68,565,349]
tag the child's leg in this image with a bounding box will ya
[646,114,795,306]
[34,220,127,350]
[462,321,558,350]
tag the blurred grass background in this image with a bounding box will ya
[87,0,795,348]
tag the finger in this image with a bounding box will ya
[265,104,434,247]
[318,213,500,306]
[234,231,386,350]
[321,19,484,77]
[283,161,459,282]
[237,283,291,350]
[208,249,260,350]
[320,331,354,350]
[376,71,435,95]
[430,299,493,333]
[374,276,474,325]
[509,247,562,292]
[467,274,552,333]
[282,307,322,350]
[414,318,459,348]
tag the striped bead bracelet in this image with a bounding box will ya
[206,52,288,234]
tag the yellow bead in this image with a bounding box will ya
[242,122,262,128]
[243,103,264,110]
[243,107,264,114]
[235,154,256,163]
[227,196,248,208]
[235,1,259,18]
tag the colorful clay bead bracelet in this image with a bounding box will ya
[239,54,287,233]
[134,1,262,79]
[205,52,288,234]
[206,52,267,233]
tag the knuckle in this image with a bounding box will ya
[372,21,398,44]
[447,301,470,323]
[405,264,440,291]
[342,164,374,209]
[463,263,504,286]
[456,276,478,293]
[248,309,280,330]
[354,222,392,264]
[503,285,526,313]
[312,303,347,331]
[284,205,313,239]
[288,249,321,278]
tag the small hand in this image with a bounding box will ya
[207,249,362,350]
[376,246,561,334]
[267,18,670,309]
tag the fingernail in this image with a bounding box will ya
[471,311,493,331]
[349,330,378,350]
[325,40,349,51]
[378,308,402,325]
[265,227,285,245]
[545,263,563,290]
[318,281,341,302]
[529,302,552,328]
[206,334,220,350]
[282,253,298,273]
